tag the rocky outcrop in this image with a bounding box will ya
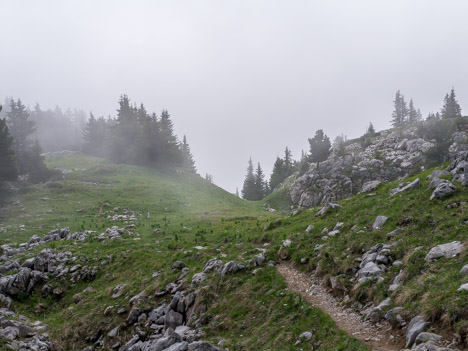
[424,241,466,261]
[290,130,435,208]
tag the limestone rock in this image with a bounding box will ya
[405,316,429,348]
[218,261,244,276]
[430,181,456,200]
[424,241,465,262]
[390,178,420,196]
[359,180,381,194]
[372,216,388,230]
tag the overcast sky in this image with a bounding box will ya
[2,0,468,193]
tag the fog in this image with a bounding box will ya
[1,0,468,192]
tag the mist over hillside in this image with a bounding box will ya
[1,1,468,350]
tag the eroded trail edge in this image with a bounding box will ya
[277,261,405,351]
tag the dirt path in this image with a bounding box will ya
[277,261,405,351]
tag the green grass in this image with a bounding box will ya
[0,154,368,350]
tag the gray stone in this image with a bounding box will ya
[405,316,429,348]
[298,331,313,340]
[359,180,381,194]
[164,310,183,330]
[458,283,468,292]
[430,181,456,200]
[389,271,404,291]
[108,326,118,338]
[357,262,383,282]
[305,224,314,233]
[390,178,420,196]
[218,261,244,276]
[424,241,465,261]
[165,342,189,351]
[415,332,443,345]
[125,307,141,326]
[202,258,223,273]
[191,273,207,286]
[387,227,402,238]
[172,261,185,270]
[372,216,388,230]
[428,177,448,190]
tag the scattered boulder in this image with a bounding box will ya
[430,181,456,200]
[405,316,429,348]
[164,310,184,330]
[415,332,443,345]
[357,262,383,283]
[460,264,468,275]
[218,261,244,276]
[172,261,186,270]
[191,273,207,287]
[458,283,468,292]
[305,224,314,233]
[372,216,388,230]
[424,241,466,262]
[359,180,381,194]
[390,178,420,196]
[315,203,342,217]
[202,258,223,274]
[111,284,126,298]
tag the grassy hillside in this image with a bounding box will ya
[0,154,366,350]
[264,167,468,345]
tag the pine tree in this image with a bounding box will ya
[284,147,293,175]
[241,158,257,200]
[391,90,409,128]
[82,112,110,157]
[408,99,420,124]
[6,99,36,173]
[25,140,50,183]
[269,157,285,191]
[181,135,196,172]
[235,187,239,197]
[0,114,18,182]
[441,88,462,119]
[159,109,181,169]
[253,162,267,200]
[367,122,376,135]
[308,129,331,167]
[111,95,140,163]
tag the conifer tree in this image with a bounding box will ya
[367,122,376,135]
[308,129,331,168]
[159,109,181,168]
[253,162,267,200]
[441,88,462,119]
[391,90,409,127]
[408,99,420,124]
[25,140,50,183]
[284,147,293,175]
[181,135,196,172]
[269,157,285,191]
[0,112,18,182]
[6,99,36,173]
[241,158,256,200]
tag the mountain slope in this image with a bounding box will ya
[0,154,367,350]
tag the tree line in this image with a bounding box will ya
[0,99,51,186]
[241,87,466,201]
[82,95,196,172]
[241,130,332,201]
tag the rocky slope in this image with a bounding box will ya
[290,128,468,208]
